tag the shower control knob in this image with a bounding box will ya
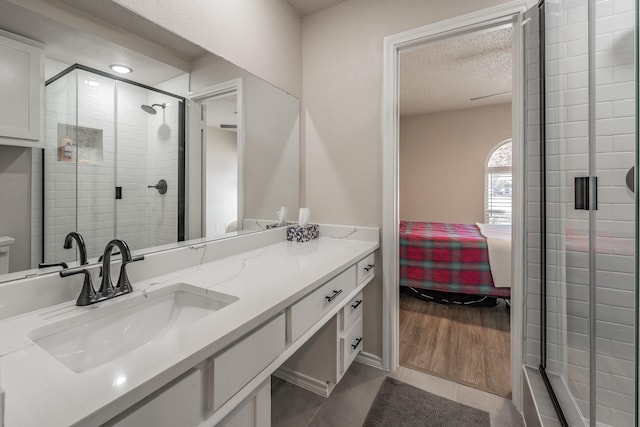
[148,179,168,195]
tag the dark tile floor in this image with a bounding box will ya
[272,362,524,426]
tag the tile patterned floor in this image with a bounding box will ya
[272,362,525,426]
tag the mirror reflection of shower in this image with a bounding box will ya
[43,65,185,263]
[142,103,172,140]
[140,103,166,114]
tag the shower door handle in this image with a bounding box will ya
[626,166,634,193]
[148,179,168,195]
[575,176,597,210]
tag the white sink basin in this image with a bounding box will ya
[28,283,238,373]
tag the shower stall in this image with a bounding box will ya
[525,0,637,425]
[41,64,185,263]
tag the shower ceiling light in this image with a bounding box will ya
[110,64,132,74]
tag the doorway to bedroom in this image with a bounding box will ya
[397,23,514,398]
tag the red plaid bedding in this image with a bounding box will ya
[399,221,510,298]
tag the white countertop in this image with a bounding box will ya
[0,236,378,426]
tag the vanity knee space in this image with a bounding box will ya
[277,257,373,398]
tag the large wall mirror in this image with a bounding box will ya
[0,0,300,283]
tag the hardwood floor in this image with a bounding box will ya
[399,292,511,397]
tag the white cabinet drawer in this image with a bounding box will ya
[208,313,285,411]
[288,266,356,343]
[108,369,202,427]
[356,253,375,284]
[342,292,363,333]
[340,317,363,376]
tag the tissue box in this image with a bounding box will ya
[287,224,319,242]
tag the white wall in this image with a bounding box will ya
[302,0,512,228]
[302,0,512,358]
[206,127,238,236]
[113,0,302,98]
[0,146,31,273]
[400,103,512,223]
[190,54,300,224]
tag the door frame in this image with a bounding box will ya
[381,1,527,410]
[188,78,244,237]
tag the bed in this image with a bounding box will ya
[399,221,510,298]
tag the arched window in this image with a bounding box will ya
[485,139,512,224]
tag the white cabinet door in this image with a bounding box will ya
[0,30,42,146]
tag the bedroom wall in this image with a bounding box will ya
[399,103,512,224]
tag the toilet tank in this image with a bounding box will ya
[0,236,15,275]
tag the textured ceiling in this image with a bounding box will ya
[400,26,513,116]
[287,0,349,16]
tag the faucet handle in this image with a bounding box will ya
[116,254,144,293]
[38,261,69,270]
[60,268,95,306]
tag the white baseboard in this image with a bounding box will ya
[355,352,385,370]
[273,367,335,398]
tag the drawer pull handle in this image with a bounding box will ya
[351,300,363,309]
[352,337,363,349]
[364,264,374,272]
[326,289,343,302]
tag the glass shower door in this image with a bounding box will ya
[539,0,637,425]
[74,69,116,259]
[593,0,636,424]
[115,81,182,252]
[542,1,591,424]
[44,69,118,263]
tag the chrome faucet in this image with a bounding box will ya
[63,232,89,265]
[60,238,144,306]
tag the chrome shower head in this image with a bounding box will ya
[140,103,166,114]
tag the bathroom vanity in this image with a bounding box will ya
[0,225,378,426]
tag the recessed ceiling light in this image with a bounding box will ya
[110,64,132,74]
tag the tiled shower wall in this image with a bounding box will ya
[143,92,179,249]
[593,0,636,422]
[524,0,636,425]
[41,66,179,264]
[44,69,118,262]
